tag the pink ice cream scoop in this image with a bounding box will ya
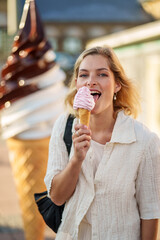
[73,86,95,111]
[73,86,95,126]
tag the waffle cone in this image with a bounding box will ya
[78,108,90,127]
[6,137,55,240]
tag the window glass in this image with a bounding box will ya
[63,37,82,54]
[49,37,58,51]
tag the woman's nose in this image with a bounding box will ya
[86,76,97,86]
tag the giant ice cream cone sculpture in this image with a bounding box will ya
[73,87,95,127]
[0,0,66,239]
[7,137,49,240]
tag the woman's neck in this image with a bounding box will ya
[90,110,116,144]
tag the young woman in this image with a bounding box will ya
[44,46,160,240]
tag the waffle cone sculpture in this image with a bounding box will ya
[78,109,90,127]
[7,138,50,240]
[74,87,95,126]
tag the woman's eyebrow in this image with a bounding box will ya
[79,69,88,72]
[97,68,109,71]
[79,68,109,72]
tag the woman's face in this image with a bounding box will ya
[75,54,121,115]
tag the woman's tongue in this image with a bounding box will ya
[93,94,99,103]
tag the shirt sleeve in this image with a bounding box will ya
[136,132,160,219]
[44,113,69,197]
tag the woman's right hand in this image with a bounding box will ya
[72,123,91,163]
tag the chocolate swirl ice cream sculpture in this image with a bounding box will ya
[0,0,66,139]
[0,1,66,239]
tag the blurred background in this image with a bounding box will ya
[0,0,160,239]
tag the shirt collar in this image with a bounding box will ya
[71,111,136,144]
[110,111,136,144]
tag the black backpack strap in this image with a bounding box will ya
[63,114,75,156]
[34,114,75,233]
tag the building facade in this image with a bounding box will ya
[0,0,153,71]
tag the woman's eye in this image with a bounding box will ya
[99,73,108,77]
[79,74,88,78]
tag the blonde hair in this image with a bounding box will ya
[65,46,141,118]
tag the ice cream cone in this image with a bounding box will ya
[73,87,95,126]
[78,108,90,127]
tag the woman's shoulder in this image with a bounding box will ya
[132,117,160,145]
[55,112,69,124]
[51,112,70,136]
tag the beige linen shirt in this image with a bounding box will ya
[44,111,160,240]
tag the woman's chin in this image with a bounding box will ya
[91,107,98,115]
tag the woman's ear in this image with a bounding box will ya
[115,81,121,93]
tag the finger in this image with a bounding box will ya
[74,124,88,131]
[75,128,91,137]
[76,130,80,137]
[72,130,80,140]
[74,139,90,150]
[72,130,91,142]
[73,134,91,143]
